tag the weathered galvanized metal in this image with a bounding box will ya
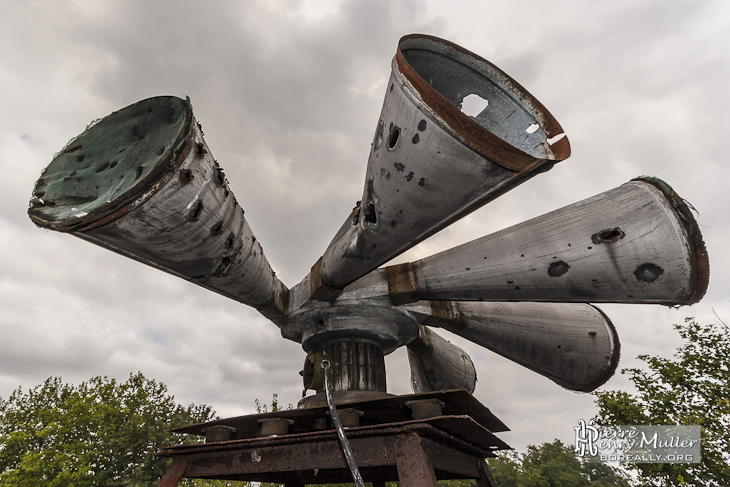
[312,34,570,299]
[386,178,709,306]
[28,96,288,317]
[401,301,619,392]
[407,325,477,393]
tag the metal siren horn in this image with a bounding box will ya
[311,34,570,299]
[407,324,477,393]
[28,96,287,318]
[386,177,709,306]
[401,301,619,392]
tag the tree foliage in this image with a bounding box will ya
[594,318,730,486]
[0,373,215,486]
[488,439,633,487]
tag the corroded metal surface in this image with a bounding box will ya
[29,96,287,314]
[171,389,508,437]
[402,301,619,392]
[315,34,571,294]
[385,178,709,306]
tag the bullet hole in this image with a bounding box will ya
[634,263,664,283]
[557,344,562,349]
[65,145,83,154]
[387,125,400,150]
[406,172,414,182]
[210,221,224,236]
[386,172,391,180]
[213,256,232,277]
[465,268,471,271]
[588,331,597,337]
[189,201,204,221]
[587,246,593,250]
[460,93,489,117]
[95,162,110,173]
[394,162,405,172]
[484,257,488,259]
[568,243,572,247]
[390,220,397,227]
[507,281,514,284]
[412,134,420,144]
[390,83,394,92]
[520,254,525,257]
[76,155,85,162]
[225,233,235,250]
[514,286,521,290]
[363,202,377,226]
[591,279,598,282]
[526,123,540,134]
[547,133,566,145]
[371,243,377,249]
[548,261,570,277]
[197,142,206,155]
[418,120,427,131]
[592,227,625,244]
[135,166,144,179]
[109,161,118,169]
[418,178,425,187]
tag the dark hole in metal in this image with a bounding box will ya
[363,203,377,225]
[548,261,570,277]
[225,233,235,250]
[418,120,427,131]
[189,201,204,221]
[634,263,664,283]
[387,126,400,150]
[211,221,224,236]
[214,256,232,277]
[65,145,83,154]
[95,161,110,173]
[179,169,194,183]
[592,227,625,244]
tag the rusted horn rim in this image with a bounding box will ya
[395,34,570,172]
[632,177,710,305]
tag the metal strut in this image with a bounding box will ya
[322,359,365,487]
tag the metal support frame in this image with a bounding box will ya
[156,390,505,486]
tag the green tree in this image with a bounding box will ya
[0,373,215,486]
[594,317,730,486]
[488,439,633,487]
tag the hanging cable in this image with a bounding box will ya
[321,359,365,487]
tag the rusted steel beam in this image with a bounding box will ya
[394,433,439,487]
[407,325,477,393]
[28,96,288,318]
[386,177,709,306]
[402,301,619,392]
[156,457,188,487]
[312,34,570,298]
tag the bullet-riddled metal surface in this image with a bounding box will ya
[386,178,709,306]
[315,34,571,294]
[29,96,287,313]
[402,301,619,392]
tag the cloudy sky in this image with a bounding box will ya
[2,0,729,453]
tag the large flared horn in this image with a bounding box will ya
[402,301,619,392]
[407,325,477,393]
[387,178,709,306]
[311,34,570,299]
[28,96,287,317]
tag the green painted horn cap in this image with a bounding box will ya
[29,96,193,231]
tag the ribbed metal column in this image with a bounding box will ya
[325,339,386,393]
